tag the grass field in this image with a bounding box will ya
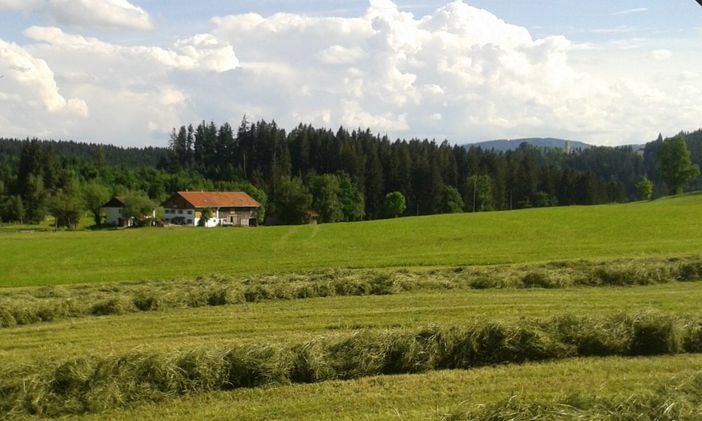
[2,195,702,419]
[3,284,701,365]
[1,194,702,287]
[61,355,702,420]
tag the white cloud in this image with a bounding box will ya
[0,39,88,116]
[0,26,238,142]
[204,0,702,145]
[0,0,152,31]
[612,8,648,16]
[650,49,673,62]
[24,26,238,73]
[0,0,42,11]
[2,0,701,146]
[317,45,366,65]
[47,0,153,31]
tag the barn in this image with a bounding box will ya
[162,191,261,227]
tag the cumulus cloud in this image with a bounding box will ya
[210,0,595,139]
[47,0,153,31]
[0,39,88,116]
[24,26,239,72]
[650,49,673,62]
[0,0,152,31]
[2,0,701,146]
[205,0,702,145]
[0,0,42,11]
[0,25,238,141]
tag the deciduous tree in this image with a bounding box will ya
[658,135,700,195]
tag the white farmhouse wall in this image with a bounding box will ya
[164,208,196,226]
[105,207,123,226]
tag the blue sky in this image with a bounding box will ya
[1,0,701,146]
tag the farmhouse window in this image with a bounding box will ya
[178,210,183,214]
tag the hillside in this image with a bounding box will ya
[2,194,701,287]
[466,137,593,151]
[2,194,702,420]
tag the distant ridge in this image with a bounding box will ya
[465,137,593,152]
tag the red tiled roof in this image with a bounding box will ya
[177,191,261,208]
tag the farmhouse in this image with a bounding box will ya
[102,196,156,227]
[162,191,261,227]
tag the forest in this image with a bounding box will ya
[0,118,700,227]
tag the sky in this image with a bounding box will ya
[0,1,701,147]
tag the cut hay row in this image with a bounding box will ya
[1,256,701,330]
[447,371,702,420]
[2,310,702,418]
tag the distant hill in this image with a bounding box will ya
[465,138,593,152]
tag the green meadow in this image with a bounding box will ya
[2,195,702,419]
[2,194,702,287]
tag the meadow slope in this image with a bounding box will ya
[1,194,702,287]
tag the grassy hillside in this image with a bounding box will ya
[2,194,702,287]
[2,195,702,419]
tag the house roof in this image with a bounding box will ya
[176,191,261,209]
[102,196,126,208]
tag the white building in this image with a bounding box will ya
[162,191,261,227]
[102,196,156,227]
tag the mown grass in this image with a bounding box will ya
[450,369,702,420]
[1,194,702,287]
[57,355,702,421]
[3,283,702,366]
[2,310,702,418]
[2,256,700,329]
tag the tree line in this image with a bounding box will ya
[0,119,699,227]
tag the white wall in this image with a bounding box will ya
[164,208,196,226]
[105,207,123,226]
